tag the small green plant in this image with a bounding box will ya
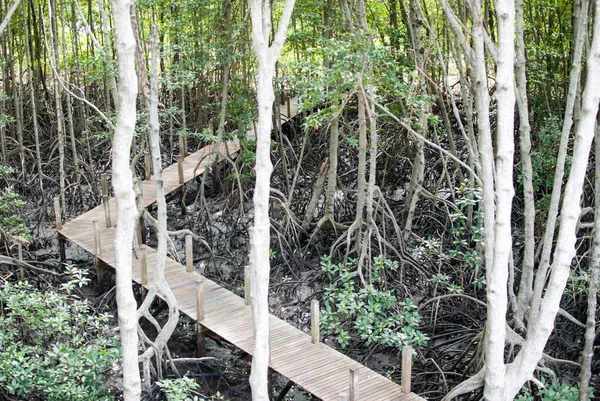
[158,377,200,401]
[0,166,31,240]
[0,272,120,401]
[516,381,593,401]
[158,377,228,401]
[319,255,428,350]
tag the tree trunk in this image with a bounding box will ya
[504,1,600,396]
[110,0,141,398]
[248,1,296,399]
[483,0,515,398]
[514,0,535,328]
[579,126,600,401]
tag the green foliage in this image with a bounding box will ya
[0,167,31,240]
[0,271,120,401]
[285,32,420,133]
[529,116,568,216]
[319,255,428,350]
[158,377,227,401]
[414,181,483,290]
[564,270,596,299]
[516,381,593,401]
[0,113,15,129]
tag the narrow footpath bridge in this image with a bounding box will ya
[55,99,426,401]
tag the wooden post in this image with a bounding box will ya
[57,233,66,262]
[185,235,193,272]
[401,345,413,394]
[144,151,151,180]
[93,220,101,255]
[268,368,274,400]
[338,393,348,401]
[244,265,251,306]
[286,97,291,120]
[311,299,320,344]
[17,240,23,280]
[140,248,148,299]
[349,369,358,401]
[93,220,104,293]
[101,174,112,228]
[196,281,206,357]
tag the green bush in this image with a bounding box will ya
[0,269,120,401]
[516,381,593,401]
[158,377,227,401]
[319,255,428,350]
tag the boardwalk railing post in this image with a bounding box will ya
[93,220,104,293]
[101,174,112,228]
[338,392,348,401]
[311,299,320,344]
[141,248,148,299]
[185,235,193,272]
[349,369,358,401]
[144,151,151,180]
[244,265,251,306]
[401,345,413,394]
[54,196,66,262]
[196,281,206,357]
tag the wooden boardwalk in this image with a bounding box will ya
[57,100,425,401]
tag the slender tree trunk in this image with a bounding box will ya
[60,0,79,183]
[248,1,295,399]
[531,0,590,317]
[110,0,141,398]
[22,0,43,190]
[514,0,535,327]
[7,25,24,178]
[483,0,515,398]
[48,0,66,211]
[579,126,600,401]
[404,0,427,240]
[504,1,600,397]
[100,0,118,109]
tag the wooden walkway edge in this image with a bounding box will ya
[57,100,426,401]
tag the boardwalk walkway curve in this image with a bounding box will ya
[57,99,426,401]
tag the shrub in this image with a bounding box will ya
[0,269,120,401]
[516,381,593,401]
[158,377,227,401]
[319,255,428,350]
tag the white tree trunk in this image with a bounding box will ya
[531,0,590,317]
[483,0,515,399]
[579,125,600,401]
[110,0,141,398]
[514,0,535,325]
[504,1,600,397]
[248,1,295,400]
